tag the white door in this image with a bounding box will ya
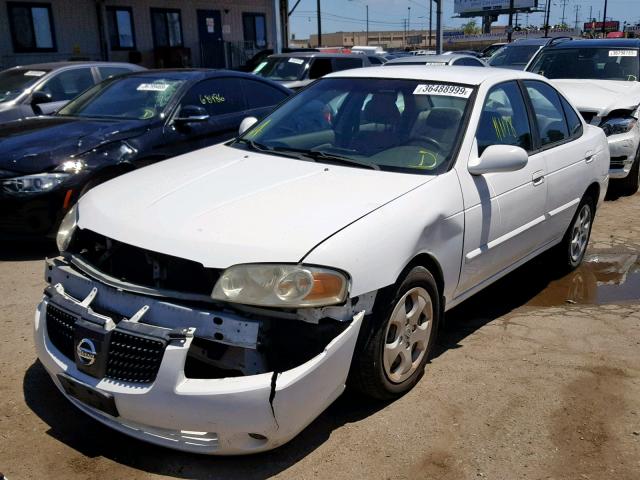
[457,80,548,295]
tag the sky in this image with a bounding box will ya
[288,0,640,39]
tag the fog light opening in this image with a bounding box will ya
[248,433,268,441]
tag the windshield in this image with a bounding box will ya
[0,68,50,103]
[253,57,309,81]
[529,47,639,81]
[489,45,541,68]
[232,77,474,174]
[57,76,185,120]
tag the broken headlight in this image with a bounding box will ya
[211,264,349,307]
[600,116,637,136]
[56,203,78,252]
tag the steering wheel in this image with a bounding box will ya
[405,136,444,153]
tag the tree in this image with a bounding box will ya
[462,19,481,35]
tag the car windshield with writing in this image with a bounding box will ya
[0,68,51,103]
[529,47,640,81]
[253,56,309,81]
[57,76,185,120]
[233,77,474,174]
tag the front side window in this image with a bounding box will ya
[529,48,639,82]
[476,81,532,155]
[7,2,56,52]
[38,68,95,102]
[309,58,333,79]
[233,77,474,174]
[524,80,570,147]
[243,12,267,49]
[0,68,51,103]
[106,6,135,49]
[151,8,182,47]
[180,78,245,116]
[57,76,185,120]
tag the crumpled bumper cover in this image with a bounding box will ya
[34,262,363,455]
[607,129,639,179]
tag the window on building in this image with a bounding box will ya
[7,2,56,53]
[106,6,135,50]
[243,12,267,48]
[151,8,183,47]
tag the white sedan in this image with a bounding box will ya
[35,67,609,454]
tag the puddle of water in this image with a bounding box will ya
[527,253,640,306]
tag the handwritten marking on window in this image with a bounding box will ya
[199,93,226,104]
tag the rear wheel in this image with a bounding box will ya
[350,266,440,400]
[556,197,595,272]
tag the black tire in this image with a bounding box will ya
[555,196,595,273]
[349,266,440,400]
[615,148,640,196]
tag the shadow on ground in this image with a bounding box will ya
[0,240,57,261]
[23,251,569,479]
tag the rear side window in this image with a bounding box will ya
[559,95,583,138]
[476,81,532,155]
[524,80,570,147]
[333,57,364,71]
[242,79,288,110]
[98,66,133,80]
[180,78,245,116]
[38,68,95,101]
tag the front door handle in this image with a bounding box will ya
[532,170,545,186]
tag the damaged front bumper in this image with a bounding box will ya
[607,129,639,179]
[34,258,363,454]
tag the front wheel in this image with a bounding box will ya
[350,266,440,400]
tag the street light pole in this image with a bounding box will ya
[435,0,442,54]
[507,0,515,43]
[366,5,369,45]
[429,0,433,48]
[601,0,608,37]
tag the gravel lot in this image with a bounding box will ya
[1,192,639,480]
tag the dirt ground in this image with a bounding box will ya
[1,192,639,480]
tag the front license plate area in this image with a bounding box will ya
[57,373,119,417]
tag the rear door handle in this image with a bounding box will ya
[585,150,595,163]
[532,170,545,186]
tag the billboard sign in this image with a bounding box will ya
[583,21,620,32]
[454,0,537,15]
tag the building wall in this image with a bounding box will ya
[0,0,276,69]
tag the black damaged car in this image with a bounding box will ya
[0,69,291,239]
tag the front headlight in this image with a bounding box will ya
[600,116,637,136]
[56,203,78,252]
[1,172,69,194]
[211,264,349,307]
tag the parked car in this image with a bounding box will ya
[252,52,371,90]
[489,37,572,70]
[527,38,640,194]
[0,69,290,239]
[479,42,506,58]
[35,66,608,454]
[365,54,389,65]
[236,48,319,72]
[385,54,487,67]
[0,61,144,122]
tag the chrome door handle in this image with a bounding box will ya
[585,150,595,163]
[532,170,545,186]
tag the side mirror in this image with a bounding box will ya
[174,105,209,123]
[468,144,528,175]
[238,116,258,136]
[31,91,52,105]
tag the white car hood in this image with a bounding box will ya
[551,79,640,116]
[78,145,431,268]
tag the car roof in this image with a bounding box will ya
[544,38,640,49]
[269,52,367,59]
[386,54,480,65]
[326,65,542,85]
[8,61,142,70]
[511,37,573,46]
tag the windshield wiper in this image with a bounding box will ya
[306,149,380,170]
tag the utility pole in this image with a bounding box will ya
[544,0,552,37]
[435,0,442,54]
[366,5,369,46]
[560,0,568,26]
[316,0,322,47]
[408,6,411,32]
[574,4,581,30]
[429,0,433,48]
[507,0,515,43]
[601,0,608,36]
